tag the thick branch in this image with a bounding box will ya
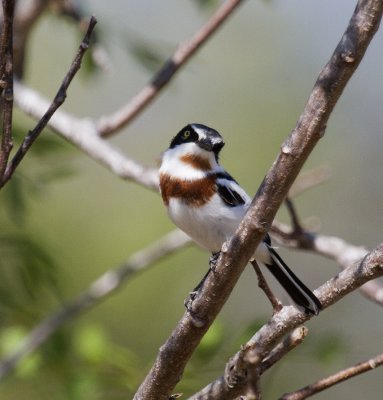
[280,352,383,400]
[133,2,383,399]
[97,0,244,137]
[0,15,97,188]
[0,0,15,179]
[0,229,191,380]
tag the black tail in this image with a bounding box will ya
[264,246,322,315]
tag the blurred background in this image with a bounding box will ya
[0,0,382,399]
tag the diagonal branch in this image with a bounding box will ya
[97,0,245,137]
[0,229,191,381]
[259,326,308,375]
[243,327,309,400]
[13,81,160,191]
[0,15,97,188]
[133,1,383,399]
[280,352,383,400]
[271,219,383,307]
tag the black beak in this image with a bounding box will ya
[198,137,225,153]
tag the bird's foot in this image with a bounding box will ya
[184,290,198,312]
[209,251,221,272]
[183,252,220,320]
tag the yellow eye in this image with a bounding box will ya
[183,130,190,139]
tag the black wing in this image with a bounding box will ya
[214,171,248,207]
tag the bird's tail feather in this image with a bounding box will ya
[264,246,322,315]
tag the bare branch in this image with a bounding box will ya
[188,243,383,400]
[251,260,283,314]
[0,0,15,179]
[271,219,383,307]
[0,15,97,188]
[0,229,191,381]
[280,353,383,400]
[13,80,160,191]
[259,326,308,374]
[97,0,245,137]
[133,2,383,399]
[225,327,308,400]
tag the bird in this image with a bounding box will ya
[158,123,322,315]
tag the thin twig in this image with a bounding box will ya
[0,229,191,380]
[0,0,15,179]
[0,15,97,188]
[280,352,383,400]
[251,260,283,314]
[97,0,245,137]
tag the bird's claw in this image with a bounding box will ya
[209,251,220,272]
[184,290,198,312]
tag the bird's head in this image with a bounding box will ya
[169,123,225,161]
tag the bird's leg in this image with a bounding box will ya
[184,268,212,311]
[184,252,221,312]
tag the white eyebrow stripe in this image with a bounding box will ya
[192,125,207,140]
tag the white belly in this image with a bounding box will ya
[167,194,272,265]
[167,194,246,253]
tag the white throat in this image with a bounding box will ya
[159,143,221,180]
